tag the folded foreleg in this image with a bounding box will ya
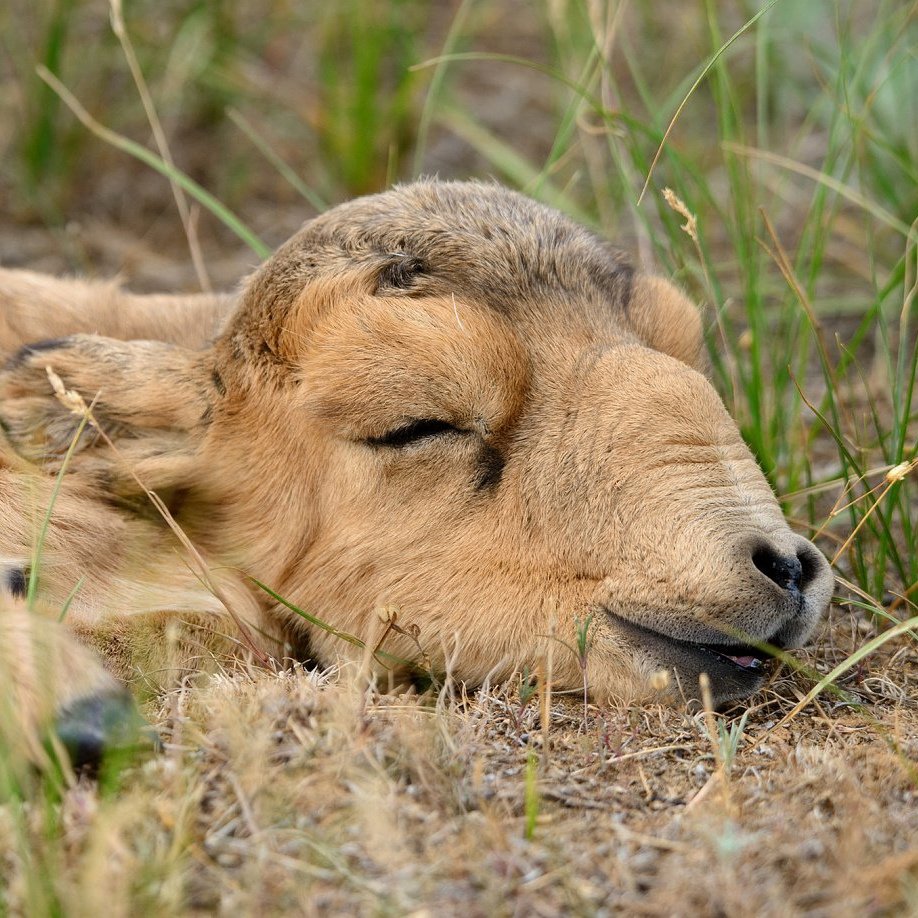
[0,267,237,358]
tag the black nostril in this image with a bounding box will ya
[752,545,803,592]
[796,544,822,591]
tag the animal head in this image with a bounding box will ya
[1,181,834,706]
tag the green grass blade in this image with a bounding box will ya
[412,0,476,175]
[27,410,92,609]
[227,108,327,212]
[638,0,785,204]
[249,577,420,672]
[36,65,271,258]
[776,614,918,727]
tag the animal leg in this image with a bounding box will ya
[0,267,237,357]
[0,593,150,774]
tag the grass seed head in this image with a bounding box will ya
[662,187,698,242]
[46,366,91,417]
[885,460,914,484]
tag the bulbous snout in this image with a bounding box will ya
[743,532,834,647]
[535,346,838,706]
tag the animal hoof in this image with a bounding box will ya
[54,691,158,773]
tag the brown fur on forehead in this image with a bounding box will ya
[223,180,635,362]
[305,180,633,292]
[283,280,530,435]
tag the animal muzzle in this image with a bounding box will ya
[742,532,834,648]
[593,524,834,705]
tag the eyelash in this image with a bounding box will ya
[366,418,461,448]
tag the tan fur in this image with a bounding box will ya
[0,268,232,349]
[0,180,834,738]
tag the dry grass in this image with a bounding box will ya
[2,611,915,915]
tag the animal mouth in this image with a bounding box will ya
[690,641,771,672]
[604,611,779,690]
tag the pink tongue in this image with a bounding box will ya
[727,655,757,668]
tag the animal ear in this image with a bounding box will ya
[626,275,708,372]
[0,334,217,493]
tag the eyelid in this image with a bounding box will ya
[365,418,462,448]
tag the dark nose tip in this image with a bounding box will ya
[752,544,806,592]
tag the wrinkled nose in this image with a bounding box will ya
[750,537,824,594]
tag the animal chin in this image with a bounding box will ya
[604,611,777,699]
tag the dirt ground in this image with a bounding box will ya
[175,621,915,916]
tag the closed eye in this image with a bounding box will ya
[366,418,463,448]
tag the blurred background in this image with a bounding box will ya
[0,0,915,603]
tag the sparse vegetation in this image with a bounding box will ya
[0,0,915,914]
